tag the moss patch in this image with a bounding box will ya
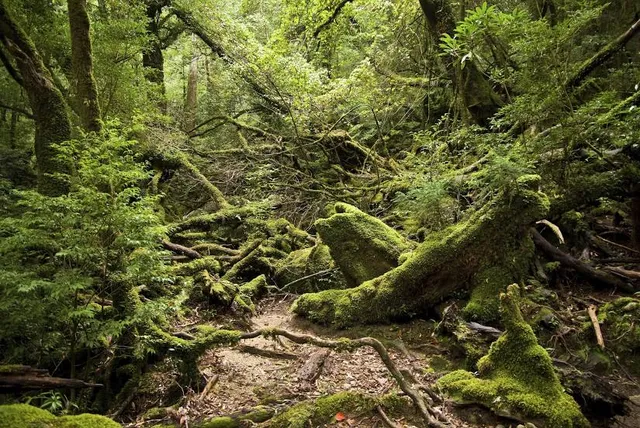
[267,392,383,428]
[597,297,640,373]
[438,285,589,427]
[274,243,347,293]
[0,404,120,428]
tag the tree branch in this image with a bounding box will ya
[565,17,640,90]
[313,0,355,38]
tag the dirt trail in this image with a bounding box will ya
[154,297,509,428]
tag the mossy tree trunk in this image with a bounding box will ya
[67,0,101,132]
[293,176,549,327]
[418,0,502,125]
[143,0,168,111]
[0,0,71,196]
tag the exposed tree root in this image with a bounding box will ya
[239,328,448,427]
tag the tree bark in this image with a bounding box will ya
[0,0,71,196]
[184,36,198,131]
[67,0,102,132]
[418,0,501,124]
[143,0,167,111]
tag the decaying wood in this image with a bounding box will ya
[162,240,202,259]
[603,266,640,280]
[238,345,298,360]
[297,349,330,382]
[587,305,605,350]
[0,366,102,391]
[531,228,634,293]
[191,243,239,256]
[200,374,219,399]
[240,328,448,427]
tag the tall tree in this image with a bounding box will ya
[184,37,198,132]
[68,0,102,132]
[0,0,71,195]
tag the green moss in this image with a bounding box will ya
[314,203,411,287]
[293,176,549,327]
[199,417,237,428]
[438,285,589,428]
[596,297,640,372]
[173,257,221,276]
[463,266,512,323]
[0,404,120,428]
[268,392,377,428]
[274,243,347,293]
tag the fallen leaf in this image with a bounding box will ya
[335,411,347,422]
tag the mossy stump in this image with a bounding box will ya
[438,285,589,428]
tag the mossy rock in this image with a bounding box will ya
[0,404,121,428]
[314,203,411,287]
[438,285,589,428]
[274,243,347,293]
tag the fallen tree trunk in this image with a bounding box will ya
[162,240,202,259]
[0,366,102,391]
[292,175,550,327]
[530,228,634,292]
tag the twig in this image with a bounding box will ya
[376,405,401,428]
[594,235,640,255]
[587,305,605,350]
[200,374,218,399]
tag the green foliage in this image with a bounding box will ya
[0,124,168,365]
[394,178,459,232]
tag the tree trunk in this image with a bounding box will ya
[143,1,167,111]
[0,0,71,196]
[418,0,501,125]
[632,183,640,252]
[184,37,198,131]
[8,110,17,149]
[68,0,102,132]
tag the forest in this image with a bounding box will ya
[0,0,639,427]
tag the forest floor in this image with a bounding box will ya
[125,297,567,428]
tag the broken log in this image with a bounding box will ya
[162,240,202,259]
[0,366,102,391]
[293,175,550,326]
[531,228,634,293]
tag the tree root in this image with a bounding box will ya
[239,328,448,427]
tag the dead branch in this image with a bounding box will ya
[200,374,219,399]
[0,366,102,391]
[376,405,402,428]
[587,305,605,350]
[0,101,33,119]
[603,266,640,280]
[162,240,202,259]
[531,228,634,293]
[240,328,448,427]
[191,243,239,256]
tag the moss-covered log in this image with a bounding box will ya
[315,203,411,287]
[438,285,589,427]
[293,175,549,327]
